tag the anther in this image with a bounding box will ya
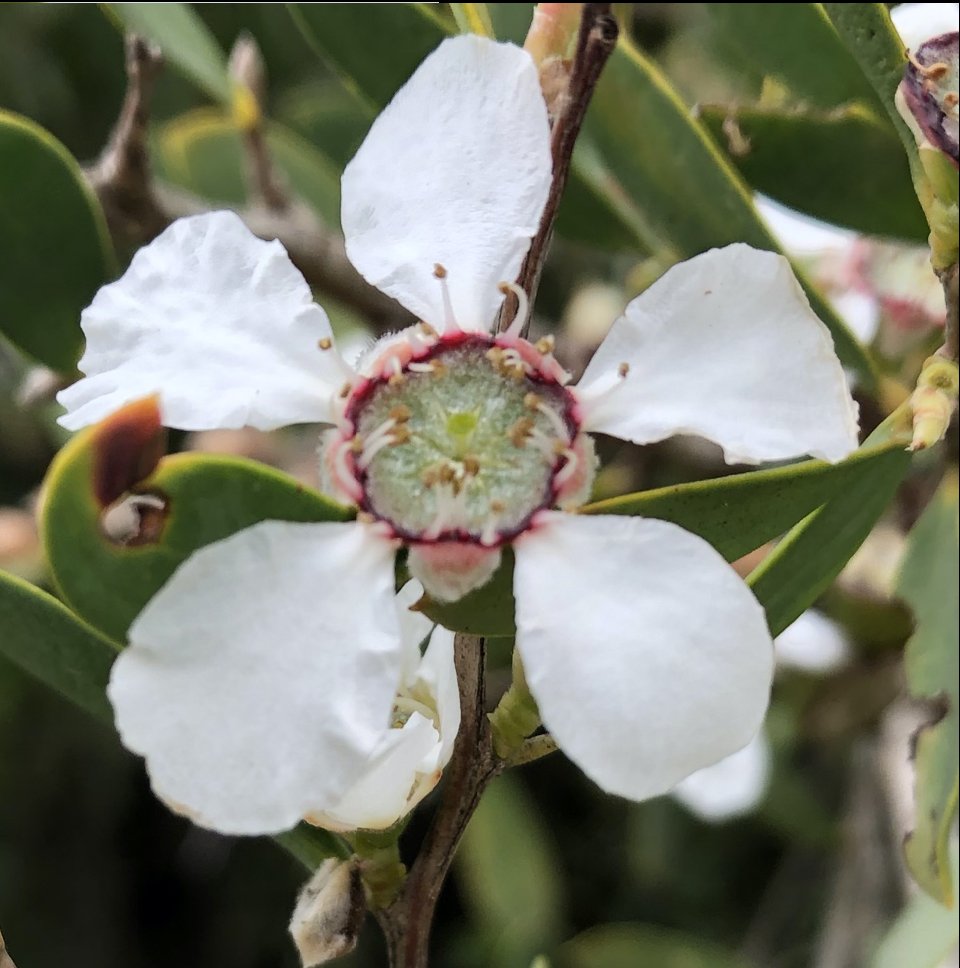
[389,404,412,423]
[338,382,352,399]
[524,392,542,411]
[318,337,333,351]
[463,455,481,476]
[420,322,439,340]
[509,416,535,447]
[618,362,630,378]
[535,335,555,355]
[433,263,448,279]
[356,511,375,524]
[391,425,412,445]
[434,263,459,332]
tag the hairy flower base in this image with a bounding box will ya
[322,329,595,547]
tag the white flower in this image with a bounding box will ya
[58,36,859,835]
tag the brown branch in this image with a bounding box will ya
[937,262,959,362]
[228,32,290,213]
[500,3,619,336]
[375,634,501,968]
[87,35,168,248]
[84,33,410,331]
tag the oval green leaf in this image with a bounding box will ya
[0,569,118,723]
[747,447,912,637]
[897,474,959,905]
[0,110,114,371]
[698,103,927,242]
[584,440,907,564]
[42,413,353,643]
[584,38,876,384]
[707,3,887,113]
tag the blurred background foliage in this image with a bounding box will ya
[0,3,957,967]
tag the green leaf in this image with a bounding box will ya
[747,446,911,637]
[707,3,887,113]
[416,549,516,637]
[0,569,117,723]
[821,4,919,170]
[450,3,495,38]
[872,842,959,968]
[698,102,927,242]
[558,923,749,968]
[897,474,959,905]
[456,774,564,964]
[288,2,650,254]
[153,109,342,224]
[583,440,907,564]
[105,2,231,103]
[0,110,114,371]
[42,411,353,643]
[584,38,876,384]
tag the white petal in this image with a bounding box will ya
[109,520,402,835]
[309,624,458,832]
[576,244,860,464]
[891,3,959,50]
[774,610,851,673]
[672,731,771,821]
[415,626,460,768]
[341,36,552,333]
[59,212,350,432]
[315,712,441,832]
[396,579,434,684]
[513,512,774,802]
[756,197,856,256]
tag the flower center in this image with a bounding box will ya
[326,331,587,545]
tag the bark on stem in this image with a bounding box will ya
[84,33,409,330]
[375,633,500,968]
[937,262,959,362]
[501,3,619,337]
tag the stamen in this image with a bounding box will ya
[331,439,361,500]
[618,362,630,379]
[317,337,333,350]
[434,263,460,333]
[532,397,569,439]
[498,281,530,338]
[553,446,580,487]
[508,416,535,447]
[389,404,412,423]
[357,418,398,469]
[463,455,481,476]
[535,335,555,355]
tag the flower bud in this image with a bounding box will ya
[288,858,365,967]
[909,355,959,450]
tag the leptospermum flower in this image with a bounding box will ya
[58,36,859,835]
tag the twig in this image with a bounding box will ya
[84,33,410,331]
[86,35,168,248]
[228,33,289,213]
[500,3,619,336]
[375,633,501,968]
[937,262,959,361]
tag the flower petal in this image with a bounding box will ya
[312,625,458,832]
[59,212,350,432]
[576,244,860,464]
[108,519,402,835]
[891,2,959,49]
[314,712,441,832]
[672,731,771,821]
[774,609,851,673]
[513,512,774,802]
[341,36,552,333]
